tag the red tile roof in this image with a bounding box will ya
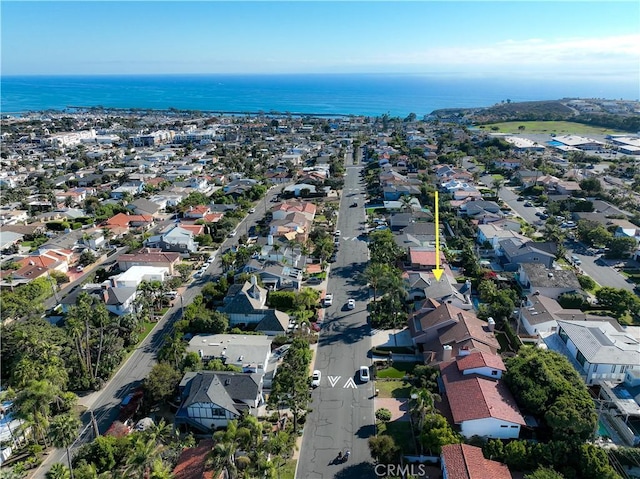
[442,444,513,479]
[409,249,445,267]
[439,359,525,426]
[456,351,506,372]
[173,439,216,479]
[106,213,154,228]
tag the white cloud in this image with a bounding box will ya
[368,34,640,77]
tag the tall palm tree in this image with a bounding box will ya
[362,263,391,302]
[14,379,65,447]
[49,413,81,479]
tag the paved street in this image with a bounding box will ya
[30,187,281,479]
[296,157,376,477]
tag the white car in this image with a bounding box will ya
[228,231,237,237]
[334,230,341,237]
[323,294,333,307]
[359,366,370,383]
[311,370,321,388]
[249,208,256,214]
[347,299,355,310]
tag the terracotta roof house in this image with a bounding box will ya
[175,371,263,433]
[117,248,182,275]
[408,247,446,271]
[106,212,154,231]
[218,276,291,335]
[184,205,211,219]
[408,302,499,363]
[173,439,216,479]
[271,200,316,222]
[441,444,513,479]
[439,352,525,439]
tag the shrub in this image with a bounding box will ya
[375,408,392,422]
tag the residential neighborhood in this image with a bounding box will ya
[1,104,640,479]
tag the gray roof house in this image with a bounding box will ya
[145,225,198,254]
[499,239,557,270]
[241,260,303,291]
[516,293,615,336]
[517,263,581,300]
[128,198,163,217]
[218,276,290,335]
[186,334,272,374]
[175,371,264,432]
[545,320,640,385]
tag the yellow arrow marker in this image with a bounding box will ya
[432,190,444,282]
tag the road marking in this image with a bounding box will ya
[343,377,357,389]
[328,376,341,387]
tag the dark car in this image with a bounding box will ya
[350,202,358,207]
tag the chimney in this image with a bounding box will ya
[442,344,452,362]
[487,317,495,332]
[268,234,274,246]
[459,346,471,357]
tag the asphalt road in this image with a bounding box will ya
[296,156,376,477]
[30,187,281,479]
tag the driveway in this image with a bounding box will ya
[374,397,410,422]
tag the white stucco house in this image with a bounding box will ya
[545,320,640,385]
[439,351,525,439]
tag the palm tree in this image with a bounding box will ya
[148,459,174,479]
[492,177,503,197]
[121,437,166,478]
[46,463,71,479]
[14,379,65,447]
[362,263,391,302]
[49,413,81,479]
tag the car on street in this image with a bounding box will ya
[323,294,333,307]
[248,208,256,214]
[334,230,341,237]
[311,370,321,388]
[350,202,358,207]
[347,299,355,310]
[359,366,370,383]
[228,231,237,237]
[570,255,582,265]
[524,201,533,207]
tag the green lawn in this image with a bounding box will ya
[478,120,626,136]
[279,459,297,479]
[377,363,416,379]
[375,379,412,398]
[378,420,416,455]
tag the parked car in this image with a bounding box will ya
[311,370,321,388]
[571,255,582,265]
[228,230,237,237]
[323,294,333,307]
[248,208,256,214]
[347,299,355,310]
[359,366,370,383]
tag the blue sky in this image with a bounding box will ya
[2,1,639,80]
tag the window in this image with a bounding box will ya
[491,370,498,376]
[559,328,568,344]
[500,425,508,428]
[511,426,518,428]
[593,364,598,372]
[620,365,628,374]
[610,365,616,374]
[576,350,586,367]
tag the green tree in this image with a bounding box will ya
[595,287,640,319]
[418,413,460,455]
[144,363,181,404]
[525,467,565,479]
[368,435,400,464]
[46,464,71,479]
[606,236,637,258]
[362,263,393,302]
[368,229,403,265]
[49,413,81,479]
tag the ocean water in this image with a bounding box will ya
[1,73,637,117]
